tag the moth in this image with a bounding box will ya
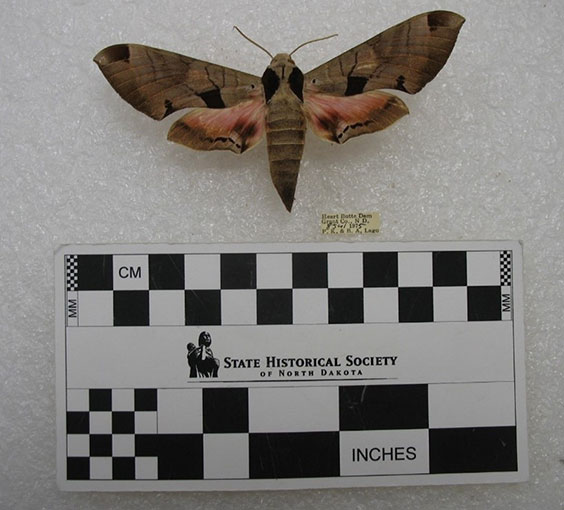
[94,10,464,212]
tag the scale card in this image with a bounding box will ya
[55,241,527,491]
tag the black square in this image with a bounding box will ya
[89,434,112,456]
[468,286,501,321]
[67,412,89,434]
[113,290,149,326]
[203,388,248,433]
[339,385,428,430]
[157,434,203,479]
[77,255,113,290]
[399,287,434,322]
[112,412,135,434]
[249,432,340,479]
[112,457,136,480]
[67,457,90,480]
[430,426,517,473]
[433,251,467,286]
[135,388,157,411]
[89,389,112,411]
[363,252,398,287]
[292,253,328,288]
[220,253,256,289]
[135,434,159,456]
[185,290,221,325]
[149,254,184,289]
[257,289,292,324]
[328,288,363,324]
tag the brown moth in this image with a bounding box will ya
[94,10,464,212]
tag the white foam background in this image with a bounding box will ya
[1,0,563,507]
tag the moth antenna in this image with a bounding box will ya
[289,33,338,56]
[233,26,273,58]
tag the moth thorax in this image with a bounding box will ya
[263,53,304,102]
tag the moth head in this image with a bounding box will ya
[269,52,295,67]
[266,53,298,81]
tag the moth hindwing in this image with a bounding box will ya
[94,10,465,212]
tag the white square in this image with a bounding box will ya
[398,252,433,287]
[467,251,501,286]
[78,291,113,326]
[90,457,113,479]
[135,457,158,479]
[429,382,515,428]
[256,253,292,289]
[221,290,256,325]
[249,387,339,433]
[135,411,157,433]
[293,289,328,324]
[433,287,467,322]
[112,434,135,457]
[364,288,399,323]
[328,252,363,288]
[149,290,185,325]
[113,255,149,290]
[67,389,89,411]
[185,254,220,289]
[204,434,249,479]
[158,389,202,433]
[111,389,134,411]
[89,411,112,434]
[67,434,89,457]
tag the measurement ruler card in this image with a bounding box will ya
[56,241,527,490]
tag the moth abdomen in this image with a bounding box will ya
[265,93,306,212]
[267,128,305,145]
[267,117,305,131]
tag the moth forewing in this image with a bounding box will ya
[304,11,465,97]
[93,44,263,120]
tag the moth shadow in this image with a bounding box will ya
[303,129,400,173]
[164,136,269,203]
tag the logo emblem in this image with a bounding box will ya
[187,331,220,378]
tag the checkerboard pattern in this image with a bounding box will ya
[66,384,518,481]
[66,388,158,480]
[65,250,513,327]
[500,251,512,286]
[66,255,78,291]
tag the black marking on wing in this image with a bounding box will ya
[164,99,174,116]
[262,68,280,103]
[427,11,450,31]
[237,121,258,152]
[99,44,130,64]
[344,76,369,96]
[317,116,338,142]
[215,136,241,150]
[395,75,408,92]
[336,120,375,143]
[288,66,304,102]
[197,89,226,109]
